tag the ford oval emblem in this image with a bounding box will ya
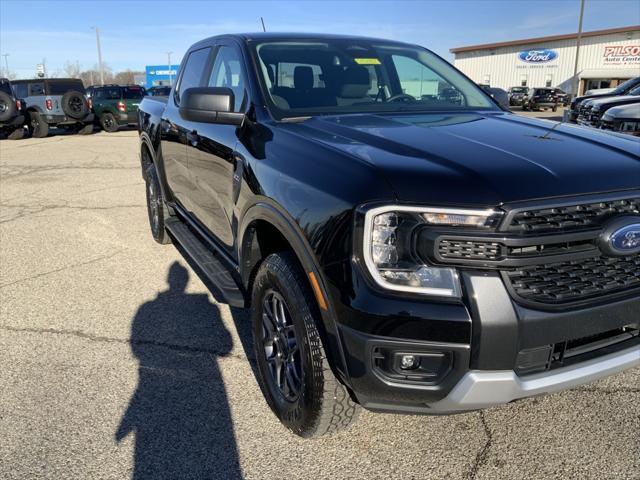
[518,49,558,63]
[599,217,640,256]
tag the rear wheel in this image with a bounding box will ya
[100,113,119,133]
[28,111,49,138]
[252,252,359,438]
[144,163,171,244]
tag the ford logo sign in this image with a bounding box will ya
[599,217,640,256]
[518,49,558,63]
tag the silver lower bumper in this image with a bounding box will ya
[430,344,640,412]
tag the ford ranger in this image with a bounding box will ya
[137,33,640,438]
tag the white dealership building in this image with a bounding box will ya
[451,25,640,95]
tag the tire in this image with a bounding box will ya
[252,252,360,438]
[77,123,94,135]
[0,92,17,122]
[522,103,528,111]
[7,127,25,140]
[28,111,49,138]
[144,164,171,244]
[61,91,88,119]
[100,113,119,133]
[552,105,558,112]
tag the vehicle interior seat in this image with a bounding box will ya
[266,64,291,109]
[286,66,336,108]
[336,65,374,106]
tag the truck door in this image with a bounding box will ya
[160,46,213,214]
[185,43,248,253]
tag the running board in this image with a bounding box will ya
[165,218,246,307]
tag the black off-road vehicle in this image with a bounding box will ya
[0,78,26,139]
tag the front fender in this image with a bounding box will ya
[238,200,352,386]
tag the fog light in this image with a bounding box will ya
[400,355,419,370]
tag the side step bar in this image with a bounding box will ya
[165,218,246,308]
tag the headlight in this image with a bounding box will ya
[362,206,502,297]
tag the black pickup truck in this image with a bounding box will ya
[138,33,640,438]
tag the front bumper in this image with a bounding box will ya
[329,265,639,415]
[429,345,639,413]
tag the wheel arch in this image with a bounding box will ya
[239,201,351,384]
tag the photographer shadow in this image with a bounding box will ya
[116,262,242,479]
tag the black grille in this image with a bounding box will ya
[506,197,640,233]
[438,239,501,260]
[505,255,640,305]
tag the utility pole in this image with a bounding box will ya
[93,26,105,85]
[571,0,585,97]
[166,51,173,86]
[2,53,8,75]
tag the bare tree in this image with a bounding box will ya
[113,69,144,85]
[63,61,81,78]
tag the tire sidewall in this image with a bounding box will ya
[251,256,322,434]
[29,111,49,138]
[144,164,170,244]
[0,91,16,122]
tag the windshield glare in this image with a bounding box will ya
[252,40,498,118]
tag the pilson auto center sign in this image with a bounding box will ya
[603,45,640,65]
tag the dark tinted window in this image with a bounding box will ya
[123,86,144,99]
[29,83,45,95]
[0,82,12,95]
[47,80,86,95]
[100,87,122,99]
[14,83,28,98]
[177,47,212,103]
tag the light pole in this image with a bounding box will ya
[166,51,173,86]
[571,0,586,97]
[92,26,105,85]
[2,53,8,75]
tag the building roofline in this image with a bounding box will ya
[450,25,640,54]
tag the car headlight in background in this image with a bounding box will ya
[362,206,502,297]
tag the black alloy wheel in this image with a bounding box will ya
[261,290,302,401]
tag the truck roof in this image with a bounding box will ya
[191,32,418,48]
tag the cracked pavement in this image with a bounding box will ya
[0,131,638,480]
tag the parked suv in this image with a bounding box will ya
[138,33,639,438]
[577,87,640,127]
[522,88,558,111]
[12,78,94,137]
[0,78,26,139]
[507,86,530,106]
[567,76,640,123]
[91,84,145,132]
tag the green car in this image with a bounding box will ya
[91,84,145,132]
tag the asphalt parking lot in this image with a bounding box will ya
[0,119,638,480]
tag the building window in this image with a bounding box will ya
[483,74,490,86]
[520,74,528,87]
[545,74,553,88]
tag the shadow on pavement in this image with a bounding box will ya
[116,261,242,479]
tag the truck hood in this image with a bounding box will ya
[287,112,640,206]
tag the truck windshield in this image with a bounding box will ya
[252,39,498,119]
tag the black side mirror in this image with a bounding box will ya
[179,87,244,125]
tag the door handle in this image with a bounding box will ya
[187,130,199,147]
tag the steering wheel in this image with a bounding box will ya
[385,93,416,103]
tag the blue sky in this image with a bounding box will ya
[1,0,639,78]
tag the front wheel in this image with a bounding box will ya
[144,164,171,244]
[252,252,359,437]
